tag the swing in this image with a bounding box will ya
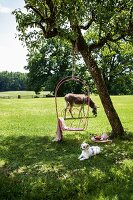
[53,42,92,142]
[54,76,90,142]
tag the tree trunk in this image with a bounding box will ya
[76,31,125,138]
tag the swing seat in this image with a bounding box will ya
[59,117,84,131]
[54,117,84,142]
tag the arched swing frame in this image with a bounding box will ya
[55,76,90,131]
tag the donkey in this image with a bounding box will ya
[64,93,97,118]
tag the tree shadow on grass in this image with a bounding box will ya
[0,133,133,200]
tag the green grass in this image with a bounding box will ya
[0,95,133,200]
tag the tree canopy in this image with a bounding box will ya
[13,0,132,49]
[25,38,72,93]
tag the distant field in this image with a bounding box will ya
[0,95,133,200]
[0,91,50,99]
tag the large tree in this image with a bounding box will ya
[25,38,72,93]
[98,42,133,95]
[13,0,133,138]
[26,38,94,95]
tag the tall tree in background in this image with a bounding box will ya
[13,0,133,138]
[98,42,133,95]
[26,38,93,95]
[25,38,73,93]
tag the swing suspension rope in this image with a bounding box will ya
[72,41,78,78]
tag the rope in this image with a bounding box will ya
[72,45,75,78]
[72,41,78,78]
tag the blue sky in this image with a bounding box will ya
[0,0,28,72]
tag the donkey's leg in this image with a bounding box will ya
[69,105,74,118]
[64,102,69,119]
[78,105,85,117]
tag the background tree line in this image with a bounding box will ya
[0,71,28,92]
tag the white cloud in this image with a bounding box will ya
[0,4,11,14]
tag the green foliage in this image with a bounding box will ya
[26,37,133,95]
[0,95,133,199]
[25,38,72,93]
[0,71,28,92]
[25,38,95,95]
[98,41,133,95]
[13,0,132,47]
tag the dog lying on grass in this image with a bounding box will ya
[78,142,100,161]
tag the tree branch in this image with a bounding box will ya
[26,4,45,22]
[79,11,95,30]
[80,18,94,30]
[89,33,127,52]
[89,33,112,51]
[25,2,58,38]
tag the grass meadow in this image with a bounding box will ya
[0,93,133,200]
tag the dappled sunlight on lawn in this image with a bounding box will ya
[0,133,133,199]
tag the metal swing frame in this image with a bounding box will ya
[55,76,90,131]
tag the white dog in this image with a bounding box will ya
[78,142,100,161]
